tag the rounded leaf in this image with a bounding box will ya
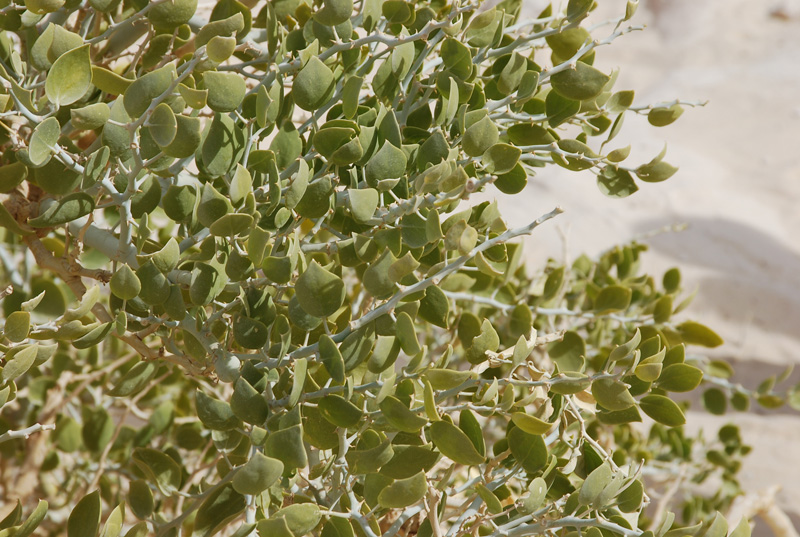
[377,471,427,509]
[550,62,610,101]
[462,116,499,157]
[508,426,547,473]
[196,390,242,431]
[366,141,407,189]
[639,394,686,427]
[71,103,111,131]
[204,71,247,112]
[232,452,284,495]
[430,420,485,465]
[46,44,92,107]
[146,103,177,147]
[5,311,31,342]
[315,0,353,25]
[147,0,197,30]
[295,261,345,318]
[68,490,101,537]
[293,57,335,111]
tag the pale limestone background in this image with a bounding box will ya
[502,0,800,529]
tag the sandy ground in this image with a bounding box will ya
[506,0,800,530]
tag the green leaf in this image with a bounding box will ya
[497,52,527,95]
[592,378,636,411]
[430,420,485,465]
[465,319,499,364]
[29,193,95,228]
[657,363,703,392]
[271,504,321,536]
[256,518,293,537]
[348,188,379,224]
[68,490,101,537]
[545,90,580,128]
[636,160,678,183]
[550,62,610,101]
[293,57,334,111]
[295,261,345,318]
[548,331,586,372]
[494,162,527,194]
[483,143,521,174]
[71,103,111,131]
[315,0,352,25]
[29,117,61,166]
[14,500,48,537]
[99,504,125,537]
[462,116,499,157]
[378,471,427,509]
[128,480,154,520]
[110,265,141,300]
[230,377,269,424]
[163,115,203,158]
[728,518,752,537]
[265,424,308,469]
[511,412,554,435]
[146,103,177,147]
[517,479,547,515]
[594,285,632,314]
[295,176,333,219]
[677,321,723,348]
[703,388,727,415]
[147,0,198,31]
[108,361,157,397]
[203,70,246,112]
[206,35,236,63]
[379,395,427,433]
[648,104,684,127]
[0,161,27,194]
[366,141,407,189]
[132,448,183,495]
[209,213,253,237]
[508,426,547,473]
[123,64,176,118]
[617,479,644,512]
[639,394,686,426]
[567,0,592,21]
[395,312,421,356]
[201,112,244,177]
[475,483,503,514]
[318,334,345,384]
[196,390,242,431]
[424,368,476,390]
[346,438,394,474]
[318,395,363,428]
[2,344,38,383]
[418,286,449,328]
[5,311,30,342]
[91,66,132,95]
[703,513,729,537]
[607,90,635,113]
[46,44,91,107]
[578,461,612,506]
[123,522,148,537]
[597,166,638,198]
[381,444,440,479]
[191,485,246,537]
[232,452,283,495]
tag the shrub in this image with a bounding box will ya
[0,0,783,536]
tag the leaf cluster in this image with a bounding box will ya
[0,0,776,536]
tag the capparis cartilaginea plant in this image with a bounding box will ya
[0,0,789,535]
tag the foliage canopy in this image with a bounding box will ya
[0,0,791,536]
